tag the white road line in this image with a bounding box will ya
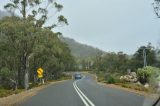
[73,82,89,106]
[73,78,95,106]
[75,80,95,106]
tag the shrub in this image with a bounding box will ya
[29,83,39,89]
[106,75,116,84]
[0,88,24,97]
[137,66,160,85]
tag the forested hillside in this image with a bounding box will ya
[60,36,104,58]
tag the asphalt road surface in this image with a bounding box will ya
[21,74,159,106]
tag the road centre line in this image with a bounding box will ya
[73,79,95,106]
[73,82,89,106]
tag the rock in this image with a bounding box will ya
[144,83,149,88]
[137,81,142,85]
[130,72,137,78]
[120,72,138,83]
[120,76,123,80]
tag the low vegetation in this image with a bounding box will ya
[96,72,149,92]
[115,83,149,92]
[95,66,160,93]
[137,66,160,85]
[0,88,24,98]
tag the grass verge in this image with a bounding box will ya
[115,83,149,92]
[95,71,155,93]
[0,89,24,98]
[0,75,71,98]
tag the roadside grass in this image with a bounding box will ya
[0,88,24,98]
[96,72,122,83]
[29,75,72,89]
[97,72,105,82]
[95,71,155,93]
[0,74,72,98]
[115,83,149,92]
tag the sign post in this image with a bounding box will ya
[37,68,44,84]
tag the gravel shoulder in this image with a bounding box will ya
[0,80,68,106]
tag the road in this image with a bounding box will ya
[21,74,159,106]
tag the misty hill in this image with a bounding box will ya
[60,36,105,58]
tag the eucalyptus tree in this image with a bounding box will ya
[4,0,68,28]
[0,16,38,89]
[132,43,157,69]
[152,0,160,18]
[3,0,68,90]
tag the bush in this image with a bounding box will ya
[137,66,160,85]
[105,74,116,84]
[107,76,116,84]
[96,72,105,82]
[29,83,39,89]
[0,67,15,89]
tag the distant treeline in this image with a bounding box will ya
[79,43,160,74]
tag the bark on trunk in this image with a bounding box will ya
[18,68,24,88]
[24,56,29,90]
[24,70,29,90]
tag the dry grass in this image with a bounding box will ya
[0,89,24,98]
[96,72,157,95]
[115,83,149,92]
[99,82,159,98]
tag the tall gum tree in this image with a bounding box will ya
[4,0,68,90]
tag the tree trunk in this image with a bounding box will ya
[22,0,26,18]
[24,56,29,90]
[24,70,29,90]
[18,68,24,88]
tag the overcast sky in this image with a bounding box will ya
[0,0,160,54]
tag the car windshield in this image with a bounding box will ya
[0,0,160,106]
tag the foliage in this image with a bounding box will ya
[0,67,13,78]
[137,66,160,84]
[4,0,68,29]
[0,16,75,89]
[106,75,116,84]
[0,0,71,90]
[116,83,149,92]
[137,67,151,84]
[0,88,23,97]
[131,43,157,70]
[92,52,129,74]
[153,0,160,18]
[91,43,158,76]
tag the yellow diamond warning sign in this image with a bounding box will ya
[37,68,44,78]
